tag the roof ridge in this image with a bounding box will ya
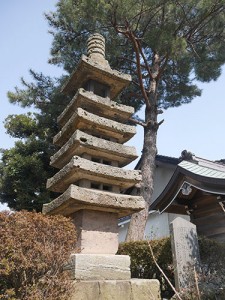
[193,156,225,172]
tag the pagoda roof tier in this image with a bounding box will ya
[50,130,138,169]
[61,55,131,100]
[43,184,145,218]
[53,108,136,147]
[58,88,134,127]
[47,156,142,193]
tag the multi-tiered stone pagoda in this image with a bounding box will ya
[43,34,160,299]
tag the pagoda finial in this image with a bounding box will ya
[87,33,107,65]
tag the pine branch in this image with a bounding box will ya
[136,39,153,80]
[128,117,147,127]
[157,53,169,80]
[133,0,145,33]
[141,6,163,37]
[157,119,164,127]
[186,3,224,41]
[174,0,194,34]
[126,27,151,109]
[187,41,201,58]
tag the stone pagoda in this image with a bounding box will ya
[43,34,160,299]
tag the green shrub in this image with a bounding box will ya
[0,211,76,300]
[118,237,174,298]
[118,236,225,299]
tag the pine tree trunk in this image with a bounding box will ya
[126,104,158,241]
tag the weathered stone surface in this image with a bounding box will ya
[43,33,161,298]
[70,279,161,300]
[50,130,138,169]
[170,217,200,291]
[47,156,142,193]
[72,210,118,254]
[69,254,131,280]
[61,54,131,100]
[94,280,131,300]
[42,184,145,217]
[58,89,134,127]
[131,279,161,299]
[87,33,107,65]
[53,108,136,147]
[71,280,100,300]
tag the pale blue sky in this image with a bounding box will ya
[1,1,225,210]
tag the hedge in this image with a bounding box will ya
[118,236,225,299]
[118,238,174,298]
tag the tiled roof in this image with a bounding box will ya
[179,160,225,179]
[121,153,225,222]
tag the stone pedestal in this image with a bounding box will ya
[68,254,131,280]
[70,279,161,300]
[72,210,118,254]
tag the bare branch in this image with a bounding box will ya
[132,80,141,88]
[157,53,169,79]
[129,3,161,26]
[127,29,151,109]
[136,39,153,80]
[141,6,163,37]
[129,117,147,127]
[118,56,148,70]
[174,0,194,34]
[157,119,164,127]
[133,0,145,33]
[187,40,201,58]
[148,241,183,300]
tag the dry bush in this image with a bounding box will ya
[0,210,76,300]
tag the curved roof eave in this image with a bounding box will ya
[150,161,225,213]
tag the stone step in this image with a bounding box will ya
[47,156,142,193]
[42,184,145,217]
[71,279,161,300]
[53,108,136,147]
[58,88,134,127]
[67,254,131,280]
[50,130,138,169]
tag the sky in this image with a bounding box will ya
[0,1,225,211]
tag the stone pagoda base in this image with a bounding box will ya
[68,254,131,280]
[67,254,161,299]
[70,279,161,300]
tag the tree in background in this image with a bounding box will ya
[0,74,70,212]
[1,0,225,240]
[38,0,225,240]
[0,210,76,299]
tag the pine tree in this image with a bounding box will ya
[0,73,70,212]
[44,0,225,240]
[1,0,224,241]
